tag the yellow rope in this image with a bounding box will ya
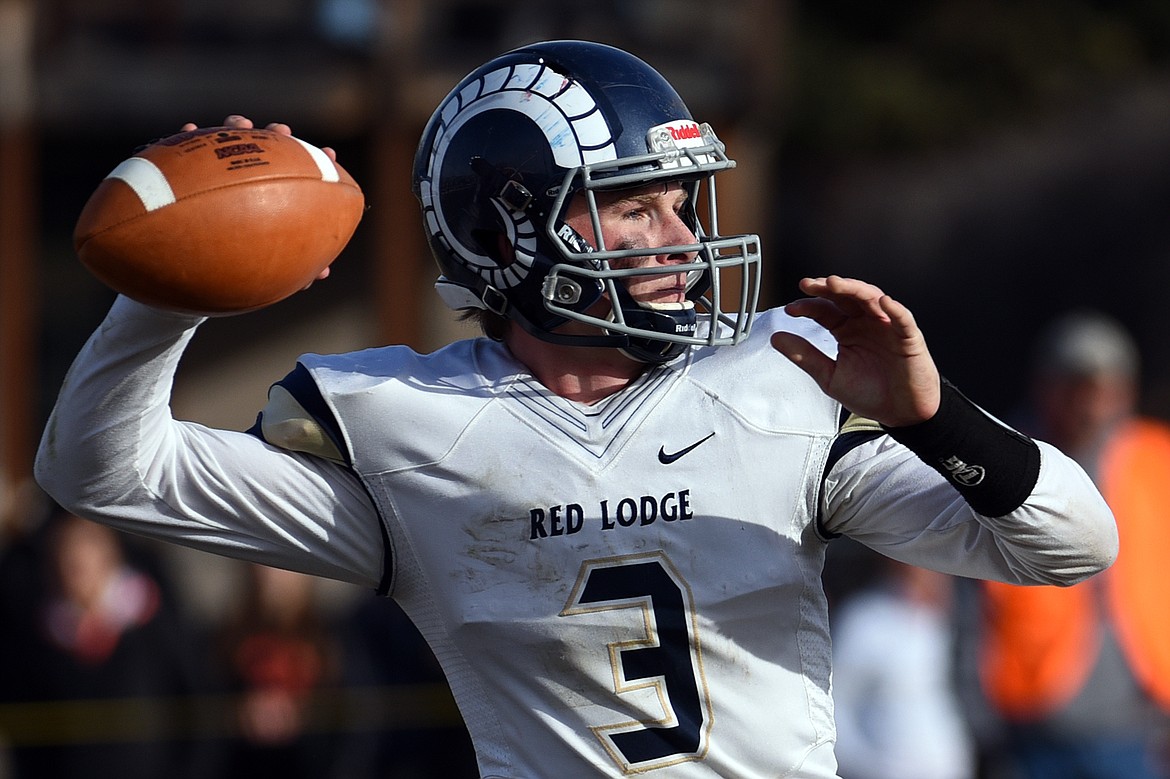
[0,683,462,746]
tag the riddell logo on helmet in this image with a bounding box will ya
[669,123,702,141]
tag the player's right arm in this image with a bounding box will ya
[35,295,385,589]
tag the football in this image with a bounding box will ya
[73,126,365,315]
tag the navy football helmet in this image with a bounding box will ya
[412,40,761,363]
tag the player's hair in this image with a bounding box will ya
[461,308,510,342]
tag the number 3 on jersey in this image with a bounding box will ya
[562,551,713,774]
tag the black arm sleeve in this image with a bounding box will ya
[881,379,1042,517]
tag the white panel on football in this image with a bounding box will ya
[292,137,340,183]
[107,157,177,212]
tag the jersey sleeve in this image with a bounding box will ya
[34,296,385,589]
[820,412,1118,587]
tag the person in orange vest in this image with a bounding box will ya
[978,310,1170,779]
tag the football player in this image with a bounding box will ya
[37,40,1117,778]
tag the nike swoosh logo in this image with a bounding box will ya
[658,432,716,464]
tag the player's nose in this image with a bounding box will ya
[659,213,699,264]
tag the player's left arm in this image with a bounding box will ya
[820,397,1118,586]
[775,275,1116,584]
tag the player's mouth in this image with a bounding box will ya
[636,279,689,308]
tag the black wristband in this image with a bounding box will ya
[882,379,1041,517]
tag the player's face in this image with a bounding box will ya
[564,182,698,307]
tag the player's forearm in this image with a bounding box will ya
[823,437,1118,586]
[35,295,386,587]
[36,294,205,514]
[965,439,1118,584]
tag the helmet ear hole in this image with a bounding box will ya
[471,230,515,266]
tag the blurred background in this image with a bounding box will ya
[1,0,1169,777]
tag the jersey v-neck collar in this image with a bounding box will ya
[502,358,686,464]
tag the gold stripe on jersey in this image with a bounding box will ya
[839,412,883,436]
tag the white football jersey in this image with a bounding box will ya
[299,308,841,777]
[35,298,1117,779]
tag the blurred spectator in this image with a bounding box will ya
[0,508,216,779]
[215,563,341,779]
[976,310,1170,779]
[830,550,975,779]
